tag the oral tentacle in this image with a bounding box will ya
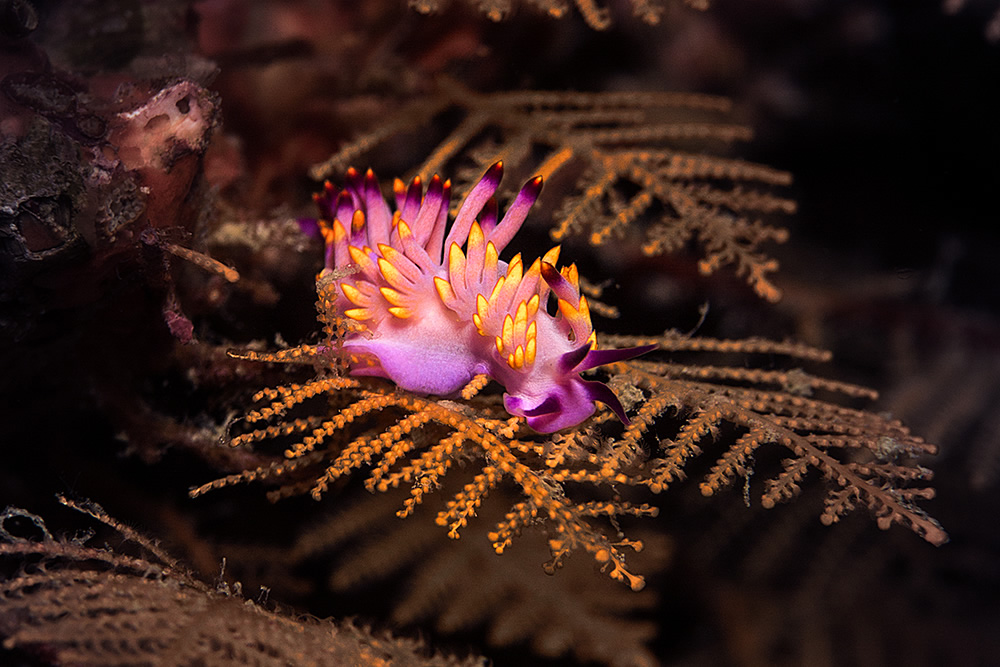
[576,344,659,372]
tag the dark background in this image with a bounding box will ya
[2,1,998,665]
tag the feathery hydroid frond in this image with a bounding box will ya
[311,81,793,301]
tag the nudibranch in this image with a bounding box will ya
[308,162,653,433]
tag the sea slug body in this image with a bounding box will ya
[309,162,652,432]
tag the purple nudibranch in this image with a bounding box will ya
[307,162,654,432]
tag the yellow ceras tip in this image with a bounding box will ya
[379,286,407,307]
[506,344,525,370]
[542,246,561,265]
[397,219,413,239]
[351,209,365,233]
[488,276,505,303]
[387,306,412,319]
[468,221,484,249]
[484,241,499,272]
[320,225,336,246]
[526,293,540,319]
[341,283,366,305]
[502,314,514,346]
[513,300,528,331]
[332,219,347,242]
[434,276,456,305]
[347,245,373,271]
[344,307,372,321]
[377,256,409,288]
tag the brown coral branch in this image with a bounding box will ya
[0,503,481,666]
[311,80,793,299]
